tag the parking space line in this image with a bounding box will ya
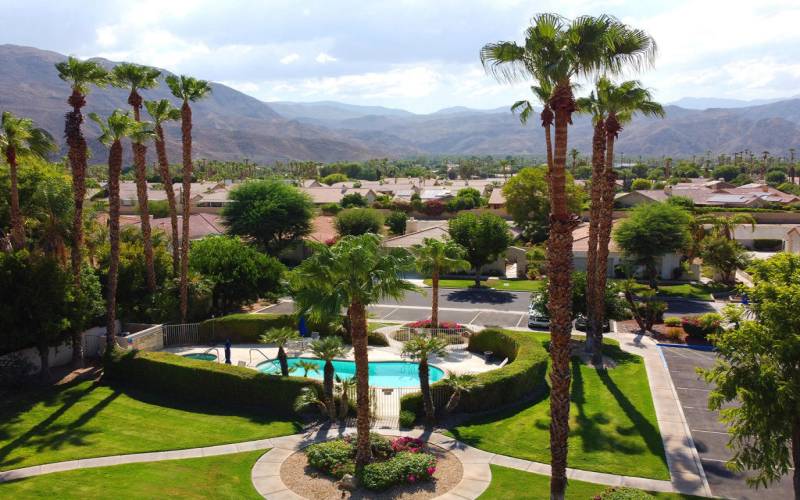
[515,313,525,327]
[691,429,729,435]
[380,308,399,319]
[469,312,482,324]
[676,387,711,391]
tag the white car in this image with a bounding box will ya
[528,297,550,329]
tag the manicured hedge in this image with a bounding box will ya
[399,328,548,420]
[104,349,320,417]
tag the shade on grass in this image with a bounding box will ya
[478,465,702,499]
[448,334,669,480]
[0,380,300,471]
[423,278,544,291]
[0,450,264,499]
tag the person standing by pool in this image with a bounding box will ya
[224,339,232,364]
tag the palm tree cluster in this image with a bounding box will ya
[482,13,659,499]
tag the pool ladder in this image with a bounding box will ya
[203,347,221,362]
[249,348,273,367]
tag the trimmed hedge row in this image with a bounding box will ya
[399,328,548,420]
[104,349,320,417]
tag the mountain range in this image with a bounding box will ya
[1,44,799,164]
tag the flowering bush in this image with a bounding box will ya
[391,436,426,453]
[422,199,445,216]
[681,313,722,339]
[405,319,465,331]
[360,451,437,490]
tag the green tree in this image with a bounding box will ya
[259,327,299,377]
[613,202,691,289]
[340,192,367,208]
[334,208,383,236]
[700,235,750,285]
[411,238,470,326]
[502,166,582,242]
[385,210,408,235]
[320,173,348,185]
[700,253,800,497]
[448,212,512,287]
[289,234,415,469]
[441,373,475,413]
[189,235,284,315]
[309,336,347,421]
[712,164,741,182]
[402,337,447,423]
[166,74,211,323]
[295,359,319,377]
[765,170,787,187]
[630,178,652,190]
[223,180,313,253]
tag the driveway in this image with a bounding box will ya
[259,288,532,328]
[660,345,794,499]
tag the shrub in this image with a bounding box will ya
[144,200,170,219]
[400,328,548,418]
[664,317,681,327]
[341,192,367,208]
[335,208,383,236]
[681,313,722,339]
[405,319,465,331]
[104,350,317,417]
[630,178,652,190]
[422,199,445,216]
[320,203,341,215]
[390,199,413,213]
[399,410,416,428]
[306,439,354,478]
[385,211,408,235]
[320,173,348,186]
[596,486,655,499]
[391,436,425,453]
[360,451,437,491]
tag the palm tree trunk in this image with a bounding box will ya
[106,140,123,354]
[445,390,461,413]
[585,119,606,355]
[66,90,87,284]
[592,114,621,366]
[431,268,439,327]
[278,346,288,376]
[349,301,372,470]
[791,417,799,500]
[547,81,578,500]
[324,361,336,421]
[133,142,156,292]
[542,106,554,188]
[155,124,180,275]
[473,266,481,288]
[179,102,193,323]
[6,147,24,250]
[37,341,51,382]
[420,358,434,423]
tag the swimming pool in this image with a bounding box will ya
[182,353,217,362]
[257,358,445,388]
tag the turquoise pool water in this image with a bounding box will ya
[257,358,444,388]
[183,353,217,361]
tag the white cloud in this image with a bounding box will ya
[315,52,337,64]
[280,53,300,64]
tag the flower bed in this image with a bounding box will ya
[404,319,466,332]
[304,433,437,491]
[681,313,722,340]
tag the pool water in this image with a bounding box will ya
[257,358,444,388]
[183,353,217,361]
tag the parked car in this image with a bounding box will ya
[573,313,611,333]
[528,294,550,329]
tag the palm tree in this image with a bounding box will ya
[580,78,664,365]
[0,112,56,250]
[295,359,319,377]
[293,386,328,415]
[569,148,580,172]
[290,234,415,470]
[336,374,356,420]
[442,373,474,413]
[411,238,469,327]
[511,81,555,177]
[481,14,656,499]
[402,336,447,423]
[696,213,756,242]
[89,110,143,353]
[259,326,299,376]
[55,57,108,284]
[166,75,212,323]
[144,99,182,274]
[309,336,347,421]
[112,63,161,292]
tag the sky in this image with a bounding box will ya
[2,0,799,113]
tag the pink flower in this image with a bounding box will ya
[427,467,436,475]
[408,474,416,482]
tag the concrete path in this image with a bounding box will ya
[610,332,713,497]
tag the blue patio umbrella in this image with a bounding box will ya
[298,315,309,337]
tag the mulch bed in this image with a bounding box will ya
[280,441,463,500]
[616,320,712,347]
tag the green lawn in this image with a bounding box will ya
[0,450,264,499]
[0,380,300,471]
[624,281,731,301]
[448,333,669,480]
[479,465,701,500]
[367,321,396,332]
[424,278,544,292]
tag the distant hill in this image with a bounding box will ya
[668,96,793,110]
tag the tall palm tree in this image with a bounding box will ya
[259,327,299,376]
[166,75,212,323]
[55,57,108,285]
[696,213,756,242]
[481,14,656,499]
[0,112,56,250]
[309,335,347,421]
[411,238,470,327]
[402,336,447,423]
[511,81,555,178]
[290,234,414,470]
[144,99,182,274]
[90,110,144,353]
[112,63,161,292]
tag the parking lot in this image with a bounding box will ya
[660,345,793,499]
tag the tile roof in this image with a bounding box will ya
[306,216,337,244]
[383,225,450,248]
[488,189,506,206]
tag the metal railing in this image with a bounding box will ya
[162,323,201,347]
[203,347,221,362]
[392,326,471,345]
[249,348,273,367]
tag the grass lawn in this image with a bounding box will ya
[424,278,544,292]
[479,465,702,500]
[448,333,669,480]
[0,450,264,499]
[367,321,396,332]
[0,380,300,471]
[624,281,730,301]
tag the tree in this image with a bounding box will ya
[511,81,556,180]
[295,359,319,377]
[700,253,800,498]
[411,238,470,326]
[502,166,582,242]
[696,213,756,241]
[613,202,691,289]
[26,166,73,263]
[259,327,299,376]
[712,164,740,182]
[340,192,367,208]
[402,336,447,423]
[189,235,284,314]
[766,170,787,187]
[289,234,415,470]
[144,99,181,274]
[448,212,512,287]
[0,112,56,251]
[385,210,408,235]
[320,173,348,185]
[336,375,356,420]
[309,336,347,421]
[166,74,211,323]
[55,56,109,286]
[700,235,749,285]
[630,178,652,190]
[90,110,141,352]
[112,63,161,292]
[223,180,313,253]
[334,208,383,236]
[442,373,474,413]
